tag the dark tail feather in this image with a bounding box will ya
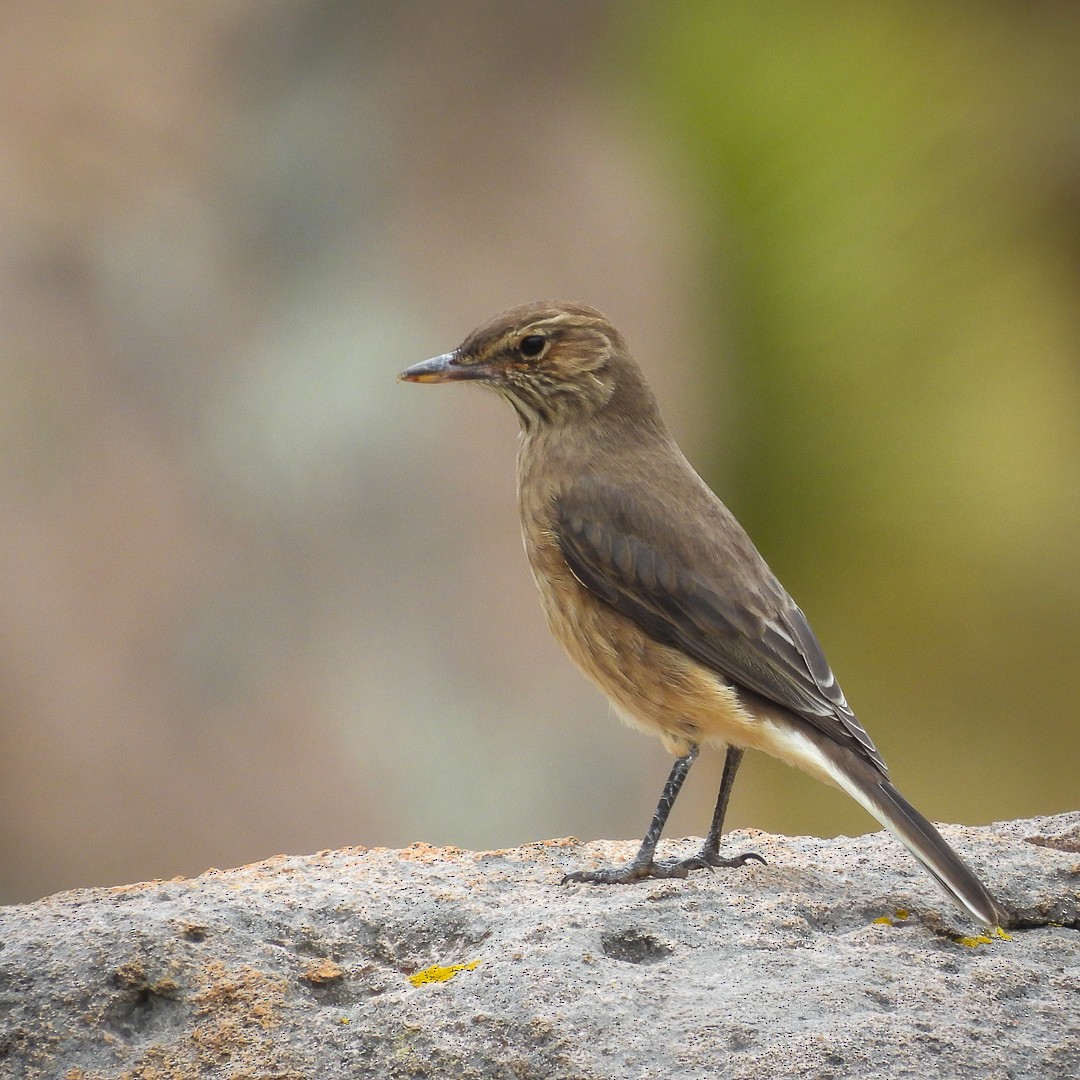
[861,778,1008,928]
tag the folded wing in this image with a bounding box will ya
[555,481,888,776]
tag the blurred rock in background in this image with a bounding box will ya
[1,1,1077,903]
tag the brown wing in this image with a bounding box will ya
[555,482,888,776]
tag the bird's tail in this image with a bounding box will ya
[750,714,1008,926]
[826,755,1009,928]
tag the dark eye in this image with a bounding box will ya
[519,334,546,358]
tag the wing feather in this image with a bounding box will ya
[555,483,887,775]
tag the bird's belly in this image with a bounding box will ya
[530,556,761,757]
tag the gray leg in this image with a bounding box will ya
[561,745,763,885]
[562,747,700,884]
[681,747,764,870]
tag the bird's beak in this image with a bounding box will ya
[398,352,492,384]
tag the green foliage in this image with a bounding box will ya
[613,3,1080,830]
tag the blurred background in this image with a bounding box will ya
[2,1,1078,905]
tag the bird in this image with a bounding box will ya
[399,300,1008,928]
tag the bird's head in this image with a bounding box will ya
[399,301,650,430]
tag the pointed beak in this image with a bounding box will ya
[398,352,492,384]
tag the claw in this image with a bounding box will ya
[561,860,686,885]
[561,849,764,886]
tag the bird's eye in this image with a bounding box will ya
[519,334,546,358]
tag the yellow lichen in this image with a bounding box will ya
[955,925,1012,947]
[872,909,910,926]
[955,934,994,948]
[407,960,480,987]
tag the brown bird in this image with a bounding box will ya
[400,300,1008,928]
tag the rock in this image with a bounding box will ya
[1,814,1077,1079]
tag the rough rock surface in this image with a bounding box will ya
[1,814,1077,1079]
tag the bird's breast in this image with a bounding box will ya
[517,490,759,758]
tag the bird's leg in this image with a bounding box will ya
[676,747,765,871]
[562,746,700,884]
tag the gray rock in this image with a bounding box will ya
[1,814,1077,1079]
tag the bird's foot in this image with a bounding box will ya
[561,859,693,884]
[675,848,766,873]
[561,848,764,885]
